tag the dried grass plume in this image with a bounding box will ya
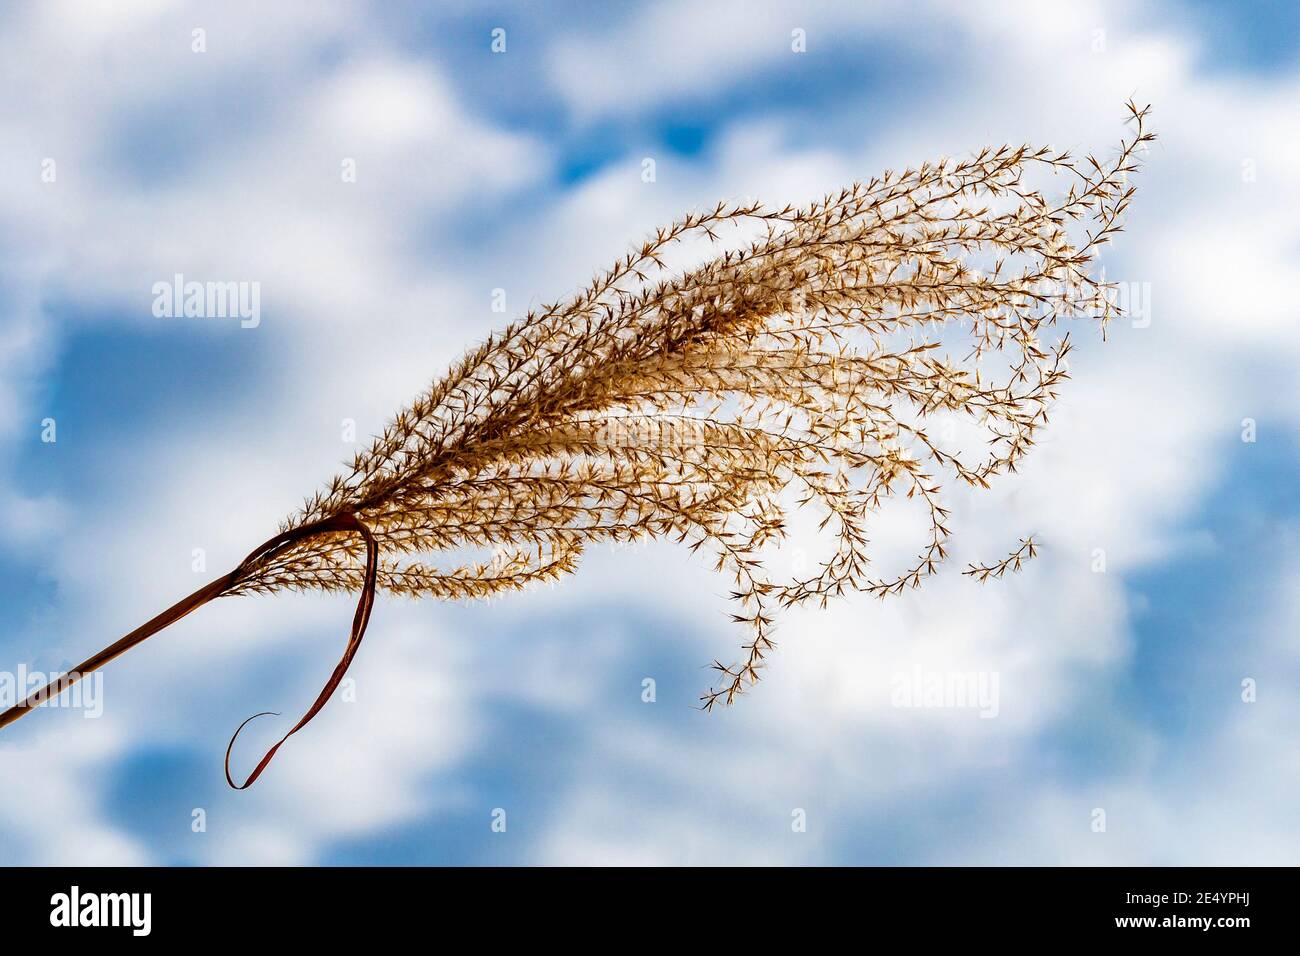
[1,104,1154,786]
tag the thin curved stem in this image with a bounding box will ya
[0,512,378,791]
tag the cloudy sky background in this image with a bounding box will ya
[1,0,1297,865]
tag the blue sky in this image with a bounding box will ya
[1,0,1298,865]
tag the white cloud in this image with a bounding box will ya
[545,0,906,119]
[0,724,149,865]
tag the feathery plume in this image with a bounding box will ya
[0,104,1153,786]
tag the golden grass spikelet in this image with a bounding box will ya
[1,104,1153,783]
[964,537,1039,583]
